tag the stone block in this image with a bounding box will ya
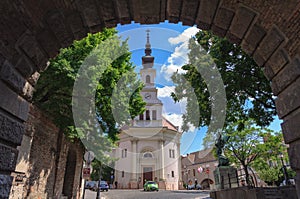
[15,56,36,79]
[276,77,300,118]
[36,28,60,60]
[196,0,220,30]
[115,0,131,24]
[0,144,18,171]
[160,0,167,22]
[272,57,300,95]
[211,7,235,37]
[98,0,118,27]
[0,111,24,146]
[264,49,289,80]
[181,0,200,26]
[0,81,29,121]
[254,26,286,66]
[65,11,87,41]
[76,0,103,29]
[241,23,266,55]
[288,139,300,170]
[281,108,300,143]
[0,60,26,94]
[1,60,34,100]
[214,166,238,190]
[27,71,41,86]
[0,174,13,199]
[16,32,48,71]
[167,0,182,23]
[227,6,257,45]
[46,11,74,49]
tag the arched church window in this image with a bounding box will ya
[152,110,157,120]
[146,75,151,83]
[139,113,144,120]
[143,152,153,158]
[146,110,150,120]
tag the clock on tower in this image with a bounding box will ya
[144,93,151,100]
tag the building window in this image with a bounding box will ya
[152,110,157,120]
[122,171,124,178]
[171,171,174,178]
[146,75,151,83]
[193,169,196,176]
[122,149,127,158]
[143,152,153,158]
[169,149,175,158]
[146,110,150,120]
[139,113,144,120]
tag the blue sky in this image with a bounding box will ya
[116,21,282,155]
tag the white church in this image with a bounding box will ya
[114,30,182,190]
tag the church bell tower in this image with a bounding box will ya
[137,30,163,126]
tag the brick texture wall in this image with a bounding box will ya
[9,105,84,199]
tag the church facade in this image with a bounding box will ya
[114,31,182,190]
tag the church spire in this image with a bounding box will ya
[142,29,154,68]
[145,29,152,56]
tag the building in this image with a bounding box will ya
[181,148,218,190]
[114,30,182,190]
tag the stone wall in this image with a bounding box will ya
[9,105,84,199]
[0,1,300,198]
[210,185,298,199]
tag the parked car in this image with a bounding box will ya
[143,181,159,191]
[99,181,109,192]
[85,181,98,191]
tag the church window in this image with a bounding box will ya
[139,113,144,120]
[122,171,124,178]
[122,149,127,158]
[152,110,157,120]
[171,171,175,177]
[193,169,196,176]
[146,75,151,83]
[146,110,150,120]
[169,149,175,158]
[143,152,153,158]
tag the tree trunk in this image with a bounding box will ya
[243,165,251,186]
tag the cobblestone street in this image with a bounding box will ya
[84,189,211,199]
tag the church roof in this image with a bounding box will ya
[162,116,179,131]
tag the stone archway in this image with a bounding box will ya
[0,1,300,198]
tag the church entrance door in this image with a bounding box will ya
[143,167,153,184]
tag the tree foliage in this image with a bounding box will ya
[223,120,269,185]
[33,29,146,142]
[222,120,292,186]
[171,30,276,147]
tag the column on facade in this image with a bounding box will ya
[131,139,137,181]
[160,139,165,180]
[177,143,181,182]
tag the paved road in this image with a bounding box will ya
[84,189,211,199]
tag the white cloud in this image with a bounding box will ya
[168,27,200,45]
[157,86,175,98]
[161,27,200,81]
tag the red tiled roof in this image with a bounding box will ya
[162,117,179,131]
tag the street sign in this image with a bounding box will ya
[82,167,91,179]
[84,151,95,164]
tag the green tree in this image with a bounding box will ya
[251,132,294,186]
[223,120,270,186]
[33,29,146,142]
[171,30,276,147]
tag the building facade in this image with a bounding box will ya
[114,31,182,190]
[181,148,218,190]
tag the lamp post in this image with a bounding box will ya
[279,153,289,185]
